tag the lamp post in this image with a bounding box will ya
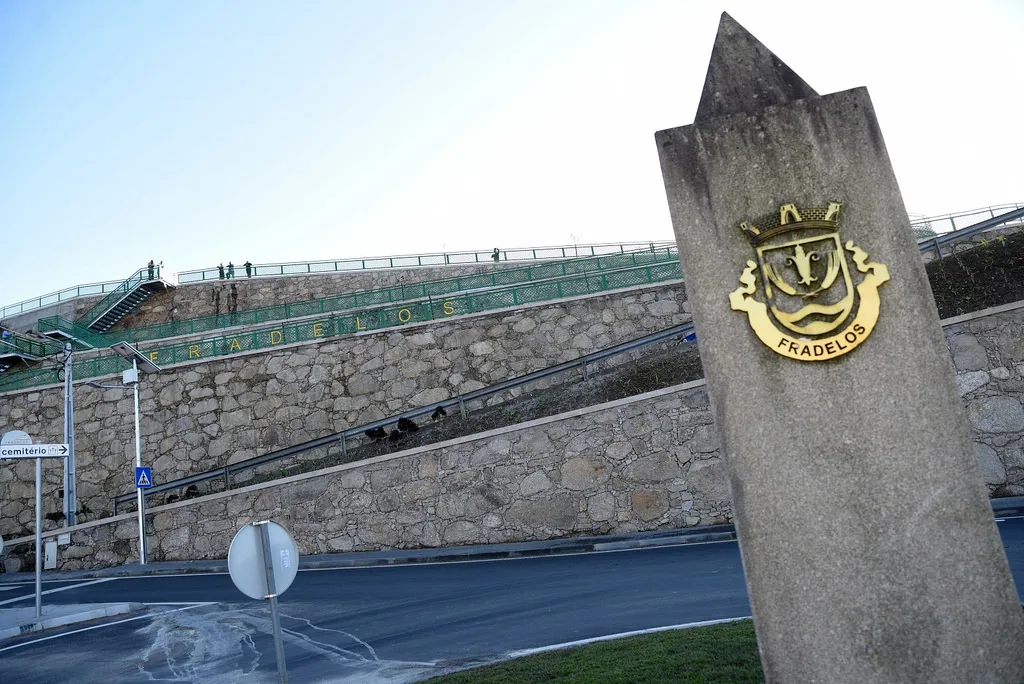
[87,341,161,565]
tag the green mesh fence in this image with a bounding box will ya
[0,260,683,393]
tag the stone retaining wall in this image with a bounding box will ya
[3,380,728,571]
[944,302,1024,494]
[0,282,690,533]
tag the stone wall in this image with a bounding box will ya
[0,282,690,534]
[945,302,1024,494]
[3,380,728,571]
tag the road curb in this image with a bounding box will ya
[0,602,141,642]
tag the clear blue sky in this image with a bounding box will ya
[1,1,1021,307]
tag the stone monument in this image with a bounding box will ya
[656,13,1024,682]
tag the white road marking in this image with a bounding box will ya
[0,603,210,653]
[298,538,738,573]
[506,615,753,658]
[0,577,116,606]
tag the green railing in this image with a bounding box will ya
[0,261,684,393]
[116,248,678,344]
[76,265,162,327]
[175,241,677,284]
[37,316,125,349]
[0,332,64,359]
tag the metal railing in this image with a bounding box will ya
[0,260,685,393]
[1,278,127,320]
[113,320,697,512]
[76,265,165,328]
[920,206,1024,260]
[175,241,677,284]
[0,331,63,359]
[114,247,678,344]
[36,316,122,349]
[911,203,1023,240]
[3,204,1018,321]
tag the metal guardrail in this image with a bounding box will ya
[0,331,63,359]
[113,321,697,511]
[0,278,127,321]
[0,260,685,393]
[175,241,677,284]
[920,206,1024,259]
[3,205,1018,321]
[112,247,678,344]
[910,203,1023,240]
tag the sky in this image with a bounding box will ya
[1,0,1021,308]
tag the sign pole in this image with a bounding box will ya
[257,521,288,684]
[132,358,147,565]
[63,343,77,527]
[35,455,42,618]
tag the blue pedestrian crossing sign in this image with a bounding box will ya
[135,466,153,489]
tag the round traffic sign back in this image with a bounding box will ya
[227,521,299,600]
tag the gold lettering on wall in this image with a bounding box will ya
[148,351,159,363]
[443,301,455,315]
[229,338,241,352]
[356,317,367,330]
[188,345,201,359]
[312,322,324,338]
[398,308,412,323]
[269,330,283,345]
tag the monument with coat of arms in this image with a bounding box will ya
[656,13,1024,682]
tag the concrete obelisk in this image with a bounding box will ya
[656,14,1024,683]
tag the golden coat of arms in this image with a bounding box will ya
[729,202,889,361]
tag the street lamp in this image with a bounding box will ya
[87,341,161,565]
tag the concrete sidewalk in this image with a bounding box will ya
[0,603,141,643]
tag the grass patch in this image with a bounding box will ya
[425,620,762,683]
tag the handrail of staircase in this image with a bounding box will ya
[112,321,697,512]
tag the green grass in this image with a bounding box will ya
[425,620,763,683]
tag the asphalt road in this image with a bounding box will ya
[1,518,1022,683]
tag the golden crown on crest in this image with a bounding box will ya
[739,201,842,246]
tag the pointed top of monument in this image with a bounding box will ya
[694,13,819,123]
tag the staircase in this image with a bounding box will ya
[75,264,174,334]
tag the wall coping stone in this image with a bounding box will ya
[938,299,1024,328]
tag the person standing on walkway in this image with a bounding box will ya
[244,261,253,278]
[227,262,234,278]
[147,260,155,280]
[492,248,500,263]
[218,263,225,279]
